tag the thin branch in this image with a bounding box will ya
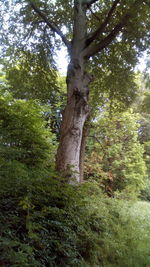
[29,1,71,50]
[89,6,101,21]
[86,0,120,45]
[143,0,150,7]
[84,14,130,58]
[89,135,106,153]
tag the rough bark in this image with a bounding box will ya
[56,61,92,182]
[79,120,90,182]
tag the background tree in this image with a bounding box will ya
[0,89,56,184]
[135,77,150,200]
[4,50,58,103]
[84,109,147,197]
[1,54,67,137]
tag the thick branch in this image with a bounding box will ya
[84,0,146,58]
[86,0,120,45]
[84,14,130,58]
[84,0,99,7]
[29,1,71,50]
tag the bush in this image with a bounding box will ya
[1,176,150,267]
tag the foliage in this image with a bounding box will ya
[4,50,58,104]
[139,143,150,200]
[1,0,149,56]
[1,175,150,267]
[0,0,149,109]
[85,110,147,197]
[0,90,150,267]
[0,59,66,137]
[131,78,150,201]
[137,85,150,201]
[0,90,56,184]
[142,92,150,114]
[89,45,138,116]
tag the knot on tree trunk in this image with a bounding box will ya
[73,87,89,115]
[83,72,95,85]
[70,126,81,136]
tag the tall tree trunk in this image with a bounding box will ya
[56,0,92,182]
[56,60,92,182]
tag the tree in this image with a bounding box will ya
[0,90,56,183]
[135,78,150,200]
[1,54,67,137]
[4,50,58,104]
[85,109,147,197]
[0,0,149,182]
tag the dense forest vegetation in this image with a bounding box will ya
[0,0,150,266]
